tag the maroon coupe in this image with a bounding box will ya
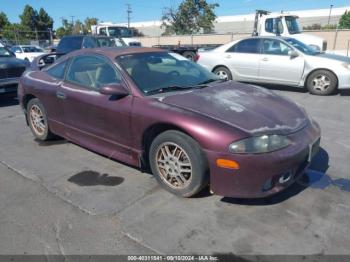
[18,47,321,198]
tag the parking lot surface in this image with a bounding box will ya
[0,89,350,255]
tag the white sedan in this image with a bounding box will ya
[10,45,46,62]
[197,36,350,95]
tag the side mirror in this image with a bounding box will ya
[288,50,299,58]
[15,50,22,53]
[99,83,129,97]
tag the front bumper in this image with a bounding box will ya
[206,123,321,198]
[0,78,20,93]
[338,71,350,90]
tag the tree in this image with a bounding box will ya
[36,8,54,39]
[0,12,10,29]
[19,5,38,31]
[161,0,219,35]
[55,18,72,38]
[2,23,32,44]
[303,23,321,30]
[72,20,84,34]
[130,27,144,37]
[339,10,350,29]
[84,17,99,33]
[55,27,67,38]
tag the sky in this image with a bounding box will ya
[1,0,349,28]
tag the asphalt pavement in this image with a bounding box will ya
[0,89,350,256]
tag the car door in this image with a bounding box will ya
[259,38,305,85]
[42,59,69,132]
[223,38,262,81]
[58,54,134,160]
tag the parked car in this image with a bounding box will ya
[56,35,124,56]
[10,45,46,62]
[0,46,29,94]
[19,48,320,198]
[197,36,350,95]
[0,38,15,48]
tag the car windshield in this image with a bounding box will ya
[0,47,13,57]
[22,46,44,53]
[96,38,117,47]
[284,38,319,55]
[285,16,302,34]
[108,27,132,38]
[116,52,221,95]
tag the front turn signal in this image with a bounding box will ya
[216,159,240,170]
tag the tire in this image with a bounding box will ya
[213,66,232,81]
[182,51,196,61]
[306,70,338,95]
[27,98,55,141]
[149,130,209,197]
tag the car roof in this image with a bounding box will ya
[62,47,167,59]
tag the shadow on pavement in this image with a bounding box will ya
[0,93,18,107]
[219,147,345,206]
[68,170,125,187]
[35,138,68,147]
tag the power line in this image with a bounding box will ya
[126,4,132,28]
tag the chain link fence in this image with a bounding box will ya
[0,29,54,48]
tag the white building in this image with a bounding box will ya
[114,6,349,37]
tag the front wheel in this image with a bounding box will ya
[27,98,55,141]
[213,66,232,81]
[149,130,209,197]
[306,70,338,95]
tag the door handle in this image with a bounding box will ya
[225,55,232,59]
[56,91,66,100]
[262,57,269,62]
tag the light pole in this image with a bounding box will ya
[328,4,334,26]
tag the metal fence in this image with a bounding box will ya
[0,29,54,48]
[135,29,350,53]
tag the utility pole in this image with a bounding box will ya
[59,17,65,27]
[328,4,334,26]
[126,4,132,28]
[70,16,75,26]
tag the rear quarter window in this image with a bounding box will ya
[45,60,68,80]
[57,37,83,54]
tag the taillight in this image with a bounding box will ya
[194,54,200,62]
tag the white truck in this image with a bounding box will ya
[91,23,142,47]
[252,10,327,51]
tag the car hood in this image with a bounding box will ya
[291,33,324,46]
[154,82,309,135]
[315,53,350,63]
[0,57,29,69]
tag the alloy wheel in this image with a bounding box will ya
[155,142,193,189]
[29,104,46,136]
[216,70,228,80]
[312,74,331,92]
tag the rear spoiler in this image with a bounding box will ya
[31,52,66,71]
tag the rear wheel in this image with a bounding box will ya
[182,51,196,61]
[306,70,337,95]
[27,98,55,141]
[149,130,209,197]
[213,66,232,81]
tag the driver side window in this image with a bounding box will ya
[66,55,121,90]
[262,39,291,56]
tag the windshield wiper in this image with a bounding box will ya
[196,78,226,85]
[146,84,207,95]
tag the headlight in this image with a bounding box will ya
[229,135,291,154]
